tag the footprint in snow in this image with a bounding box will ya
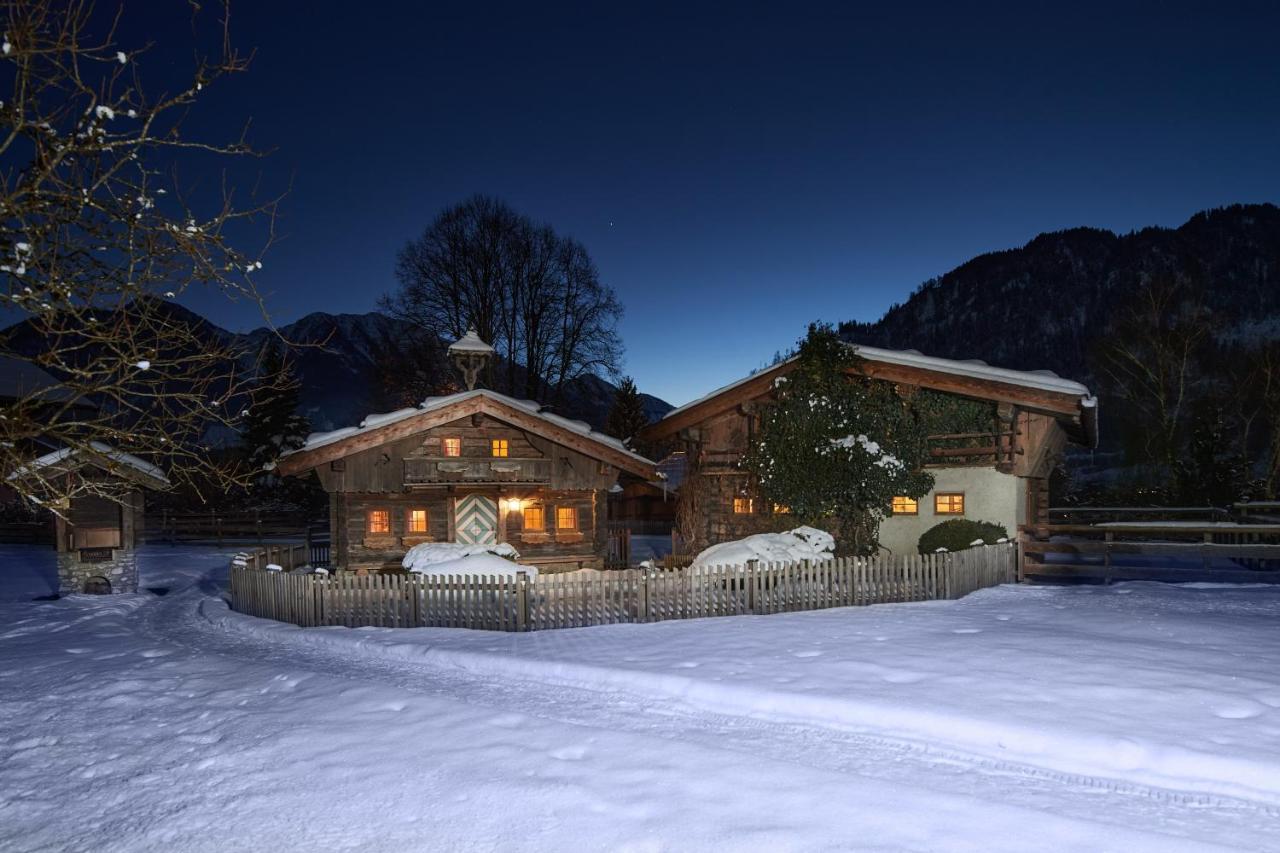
[138,649,172,658]
[994,615,1012,621]
[672,661,699,669]
[791,650,823,658]
[64,648,90,654]
[952,628,982,634]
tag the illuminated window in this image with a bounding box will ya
[934,493,965,515]
[367,509,390,534]
[733,497,753,514]
[491,439,509,458]
[773,504,791,514]
[556,506,577,530]
[442,437,462,457]
[406,508,428,534]
[891,496,918,515]
[524,505,545,530]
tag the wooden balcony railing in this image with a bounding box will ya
[403,457,552,485]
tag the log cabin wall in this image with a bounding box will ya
[314,413,622,571]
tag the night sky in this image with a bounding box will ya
[139,2,1280,405]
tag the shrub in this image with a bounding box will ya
[918,519,1009,554]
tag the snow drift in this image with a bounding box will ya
[402,541,537,577]
[690,526,836,569]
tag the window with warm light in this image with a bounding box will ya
[367,509,390,534]
[773,504,791,514]
[733,497,753,514]
[556,506,577,530]
[935,493,965,515]
[406,508,428,534]
[442,437,462,457]
[524,505,545,530]
[891,496,918,515]
[491,439,509,458]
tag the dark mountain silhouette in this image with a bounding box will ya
[840,204,1280,386]
[0,302,673,436]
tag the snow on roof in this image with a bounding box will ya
[661,345,1094,422]
[11,442,169,486]
[447,328,496,355]
[287,388,653,467]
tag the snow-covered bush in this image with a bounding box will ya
[690,526,835,571]
[401,541,536,577]
[917,520,1009,555]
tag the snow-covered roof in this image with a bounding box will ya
[661,344,1094,423]
[447,329,496,355]
[284,388,654,470]
[10,442,170,487]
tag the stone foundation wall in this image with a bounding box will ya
[57,549,138,595]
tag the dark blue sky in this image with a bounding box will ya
[152,2,1280,405]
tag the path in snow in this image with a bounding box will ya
[2,546,1279,851]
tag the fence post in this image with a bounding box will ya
[639,570,651,623]
[943,552,952,600]
[516,571,529,632]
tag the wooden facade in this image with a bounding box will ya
[278,391,657,573]
[638,350,1096,553]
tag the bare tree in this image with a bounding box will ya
[0,0,285,509]
[1094,274,1214,472]
[381,195,623,405]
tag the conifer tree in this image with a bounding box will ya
[240,343,310,488]
[741,324,934,553]
[605,377,650,447]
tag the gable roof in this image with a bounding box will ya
[643,344,1099,447]
[9,442,170,491]
[276,388,657,479]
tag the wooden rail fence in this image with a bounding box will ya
[228,543,1017,632]
[1021,523,1280,583]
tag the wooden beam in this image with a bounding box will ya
[641,357,1087,444]
[277,394,658,481]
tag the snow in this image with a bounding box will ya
[5,546,1280,849]
[446,328,496,354]
[115,51,127,64]
[289,388,651,469]
[401,540,529,575]
[409,552,537,577]
[664,344,1093,421]
[134,359,150,370]
[827,432,905,469]
[10,441,168,486]
[690,525,835,569]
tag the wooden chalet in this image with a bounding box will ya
[277,384,658,574]
[637,345,1098,555]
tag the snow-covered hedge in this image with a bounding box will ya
[401,541,537,578]
[690,526,835,570]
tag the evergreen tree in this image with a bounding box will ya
[741,324,934,553]
[605,377,650,447]
[240,343,310,488]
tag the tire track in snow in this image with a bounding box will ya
[143,586,1280,850]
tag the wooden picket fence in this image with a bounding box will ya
[228,543,1016,632]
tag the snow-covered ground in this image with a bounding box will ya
[3,546,1280,851]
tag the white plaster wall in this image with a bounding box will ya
[878,467,1022,555]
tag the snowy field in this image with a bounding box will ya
[4,547,1280,850]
